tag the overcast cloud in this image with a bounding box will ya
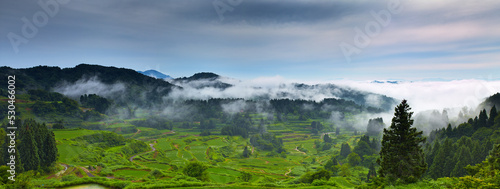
[1,0,499,80]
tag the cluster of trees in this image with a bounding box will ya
[80,94,111,113]
[206,146,234,162]
[74,132,127,147]
[430,106,498,140]
[130,117,174,130]
[424,105,500,179]
[270,98,379,120]
[198,119,216,130]
[221,113,253,138]
[315,134,334,152]
[426,136,492,178]
[249,133,285,156]
[352,135,380,166]
[458,143,500,188]
[310,121,324,134]
[28,89,65,101]
[0,119,58,173]
[31,98,80,116]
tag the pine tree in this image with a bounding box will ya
[340,142,351,158]
[451,146,472,177]
[41,130,58,167]
[242,146,250,158]
[482,140,493,160]
[487,106,497,127]
[323,134,332,143]
[377,100,427,183]
[19,120,40,171]
[477,109,488,128]
[426,140,440,169]
[443,143,458,177]
[427,138,454,179]
[367,163,377,182]
[471,140,483,165]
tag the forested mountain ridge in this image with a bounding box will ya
[0,64,177,107]
[0,64,176,91]
[0,64,398,112]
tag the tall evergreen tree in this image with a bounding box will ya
[19,120,40,171]
[451,146,472,177]
[442,143,458,177]
[367,163,377,182]
[377,100,427,183]
[477,109,488,128]
[340,142,351,158]
[41,130,58,167]
[487,105,497,127]
[426,139,440,169]
[471,140,483,165]
[242,146,250,158]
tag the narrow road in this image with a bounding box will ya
[129,143,156,162]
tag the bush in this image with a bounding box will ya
[183,162,208,181]
[150,169,163,179]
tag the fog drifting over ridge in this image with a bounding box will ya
[331,79,500,114]
[168,75,500,117]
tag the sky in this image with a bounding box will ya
[1,0,500,81]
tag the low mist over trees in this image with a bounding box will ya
[366,118,384,136]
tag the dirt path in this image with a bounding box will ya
[132,129,141,137]
[47,163,69,179]
[79,166,95,177]
[285,168,292,176]
[295,146,307,155]
[129,143,156,162]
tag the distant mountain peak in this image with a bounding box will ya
[138,70,172,79]
[175,72,220,81]
[190,72,220,80]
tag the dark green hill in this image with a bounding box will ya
[174,72,233,89]
[479,92,500,112]
[0,64,178,106]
